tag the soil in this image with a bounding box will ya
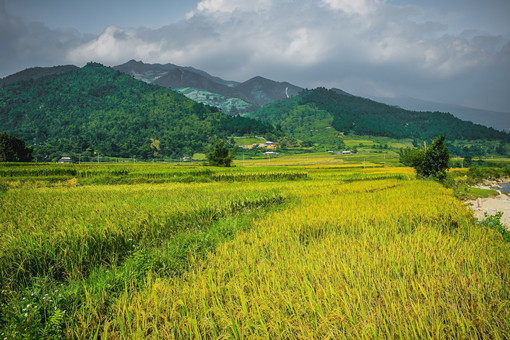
[467,193,510,229]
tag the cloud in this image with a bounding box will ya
[0,0,88,75]
[1,0,509,111]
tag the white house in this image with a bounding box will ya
[57,156,72,163]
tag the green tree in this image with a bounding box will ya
[207,141,232,167]
[464,155,473,167]
[400,136,450,180]
[399,148,425,167]
[417,136,450,180]
[0,133,33,162]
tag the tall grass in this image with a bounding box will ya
[106,181,509,338]
[1,161,509,338]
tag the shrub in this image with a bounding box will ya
[207,142,233,167]
[0,133,33,162]
[399,136,450,180]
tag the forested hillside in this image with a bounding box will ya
[249,87,509,148]
[0,63,271,160]
[0,65,78,86]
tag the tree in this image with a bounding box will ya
[399,136,450,180]
[207,141,232,167]
[150,138,162,157]
[417,136,450,180]
[464,155,473,167]
[399,148,425,167]
[0,133,33,162]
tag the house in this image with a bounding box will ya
[57,156,72,163]
[181,156,191,162]
[240,141,276,149]
[264,151,279,156]
[258,141,276,149]
[342,150,352,154]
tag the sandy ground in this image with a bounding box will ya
[467,193,510,229]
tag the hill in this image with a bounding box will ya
[0,63,272,161]
[248,87,510,148]
[0,65,79,86]
[114,60,303,113]
[374,95,510,132]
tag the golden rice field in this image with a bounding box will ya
[0,158,508,338]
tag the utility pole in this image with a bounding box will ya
[97,154,100,163]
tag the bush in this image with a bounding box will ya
[478,212,510,242]
[207,142,233,167]
[0,133,33,162]
[399,136,450,180]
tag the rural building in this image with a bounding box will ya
[264,151,279,156]
[241,141,277,149]
[57,156,72,163]
[342,151,352,154]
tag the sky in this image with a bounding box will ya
[1,0,510,112]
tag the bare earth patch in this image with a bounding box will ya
[468,193,510,229]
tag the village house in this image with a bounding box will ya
[57,156,72,163]
[241,141,277,149]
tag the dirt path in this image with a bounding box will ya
[467,193,510,229]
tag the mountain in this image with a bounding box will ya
[234,76,303,106]
[0,63,272,160]
[374,96,510,132]
[0,65,79,86]
[248,87,509,148]
[113,60,303,113]
[175,88,252,114]
[153,68,235,97]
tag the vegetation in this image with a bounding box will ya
[175,87,254,114]
[0,157,509,338]
[0,132,33,162]
[0,63,272,161]
[399,136,450,180]
[207,141,233,167]
[248,87,509,153]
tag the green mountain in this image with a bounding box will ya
[0,65,79,86]
[0,63,272,160]
[248,87,510,147]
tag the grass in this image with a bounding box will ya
[233,137,266,146]
[1,158,509,338]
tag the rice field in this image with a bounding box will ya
[0,160,508,338]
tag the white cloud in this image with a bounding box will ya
[322,0,378,15]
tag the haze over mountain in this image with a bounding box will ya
[374,96,510,133]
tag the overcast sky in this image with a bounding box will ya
[1,0,509,111]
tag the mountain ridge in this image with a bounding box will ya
[0,65,79,86]
[248,87,509,149]
[113,60,304,112]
